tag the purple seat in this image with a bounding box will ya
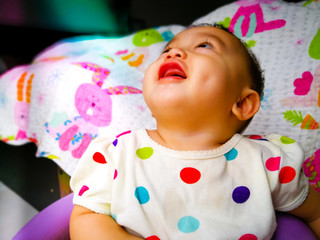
[13,193,316,240]
[13,194,74,240]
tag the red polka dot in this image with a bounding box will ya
[279,166,296,184]
[265,157,281,171]
[78,185,89,196]
[180,167,201,184]
[239,234,258,240]
[146,236,160,240]
[93,152,107,164]
[249,135,262,140]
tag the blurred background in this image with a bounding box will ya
[0,0,233,72]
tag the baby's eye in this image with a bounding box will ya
[196,42,213,49]
[162,48,170,54]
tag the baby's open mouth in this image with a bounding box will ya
[158,62,187,80]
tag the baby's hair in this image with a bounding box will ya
[188,23,265,99]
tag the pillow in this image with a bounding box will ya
[12,193,317,240]
[193,0,320,192]
[0,25,184,175]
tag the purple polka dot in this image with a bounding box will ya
[232,186,250,204]
[113,138,118,146]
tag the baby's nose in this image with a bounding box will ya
[165,48,185,59]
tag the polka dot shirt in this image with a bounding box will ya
[70,129,309,240]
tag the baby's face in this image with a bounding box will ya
[143,26,251,123]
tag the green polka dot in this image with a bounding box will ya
[136,147,154,159]
[280,136,296,144]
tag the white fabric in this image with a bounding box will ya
[71,129,309,240]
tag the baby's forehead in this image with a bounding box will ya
[169,26,245,51]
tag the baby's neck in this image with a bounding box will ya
[147,128,234,151]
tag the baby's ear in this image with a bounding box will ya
[232,89,260,121]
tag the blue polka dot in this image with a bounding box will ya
[177,216,200,233]
[112,139,118,147]
[135,186,150,204]
[224,148,238,161]
[232,186,250,204]
[111,214,117,221]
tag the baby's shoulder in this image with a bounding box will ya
[242,133,304,161]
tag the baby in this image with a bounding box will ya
[69,24,320,239]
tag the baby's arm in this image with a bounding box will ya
[289,186,320,237]
[70,205,144,240]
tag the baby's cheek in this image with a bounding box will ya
[146,61,160,75]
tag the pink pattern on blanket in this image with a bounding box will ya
[281,64,320,107]
[72,62,110,87]
[304,148,320,193]
[45,62,143,159]
[229,4,286,38]
[294,71,314,96]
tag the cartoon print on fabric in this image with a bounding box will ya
[14,72,34,141]
[121,28,165,68]
[45,63,142,159]
[303,0,319,7]
[281,64,320,107]
[304,148,320,193]
[132,28,165,47]
[101,55,115,63]
[116,49,145,68]
[283,110,319,129]
[309,28,320,60]
[281,64,320,129]
[117,29,173,70]
[260,89,272,109]
[34,56,67,64]
[37,149,61,161]
[228,0,286,38]
[72,62,111,87]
